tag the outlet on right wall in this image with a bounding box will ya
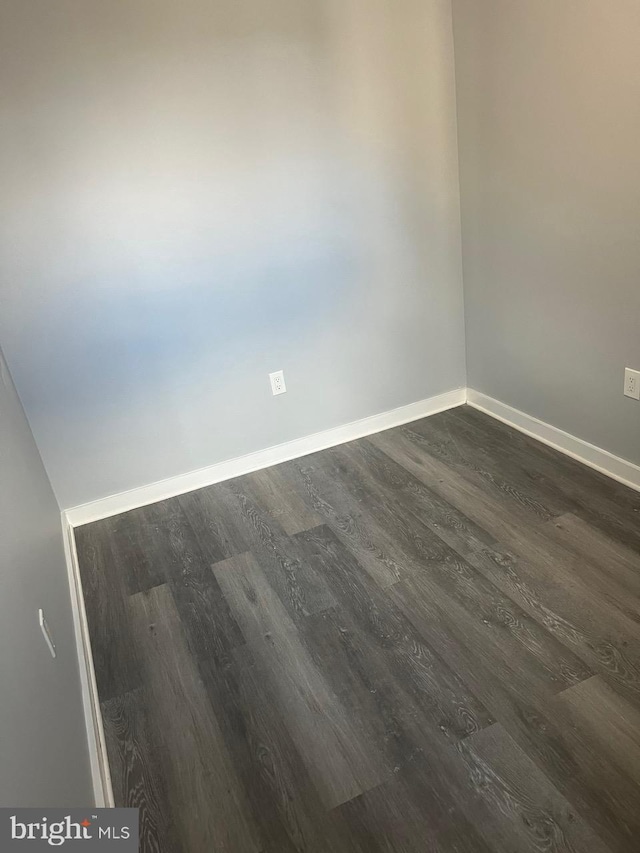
[453,0,640,465]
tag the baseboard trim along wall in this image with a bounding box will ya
[467,389,640,494]
[62,517,115,808]
[65,387,467,527]
[65,386,640,530]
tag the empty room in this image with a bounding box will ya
[2,1,640,851]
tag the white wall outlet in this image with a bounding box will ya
[39,609,57,658]
[269,370,287,396]
[624,368,640,401]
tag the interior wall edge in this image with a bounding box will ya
[449,0,470,389]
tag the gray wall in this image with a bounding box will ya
[0,0,466,509]
[0,345,91,806]
[453,0,640,465]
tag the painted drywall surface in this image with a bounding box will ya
[0,0,465,508]
[453,0,640,465]
[0,346,91,806]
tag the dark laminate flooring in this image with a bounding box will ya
[75,405,640,853]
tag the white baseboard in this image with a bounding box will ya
[467,389,640,493]
[62,516,115,807]
[65,388,467,527]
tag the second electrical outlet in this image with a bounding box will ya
[269,370,287,396]
[624,367,640,401]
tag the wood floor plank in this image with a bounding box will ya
[369,426,552,543]
[315,444,592,691]
[122,499,247,664]
[223,476,337,617]
[181,478,336,619]
[213,551,388,808]
[403,417,564,521]
[450,406,640,549]
[177,484,250,563]
[451,405,640,515]
[334,758,498,853]
[128,585,261,853]
[297,608,529,853]
[338,719,611,853]
[106,509,166,595]
[239,467,324,535]
[301,609,547,852]
[555,676,640,790]
[417,555,591,689]
[277,455,416,588]
[75,519,142,701]
[341,436,506,565]
[168,554,245,666]
[294,525,495,741]
[297,606,435,764]
[371,428,640,705]
[457,723,611,853]
[447,406,625,506]
[101,688,183,853]
[390,575,640,852]
[102,498,213,595]
[197,644,332,853]
[452,528,640,708]
[454,516,640,703]
[219,643,403,853]
[546,514,640,616]
[317,444,451,566]
[421,414,640,621]
[358,433,640,705]
[393,564,590,700]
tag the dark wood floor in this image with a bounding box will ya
[75,405,640,853]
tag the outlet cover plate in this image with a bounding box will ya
[624,368,640,401]
[269,370,287,396]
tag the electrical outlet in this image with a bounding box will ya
[39,609,56,658]
[269,370,287,396]
[624,368,640,401]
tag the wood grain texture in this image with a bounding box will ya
[278,454,414,588]
[449,406,640,548]
[555,676,640,789]
[213,551,387,808]
[182,477,336,620]
[74,518,142,701]
[128,585,260,853]
[198,643,345,853]
[335,756,498,853]
[371,427,640,705]
[101,688,182,853]
[75,405,640,852]
[237,467,323,536]
[457,723,611,853]
[389,574,640,852]
[294,525,494,741]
